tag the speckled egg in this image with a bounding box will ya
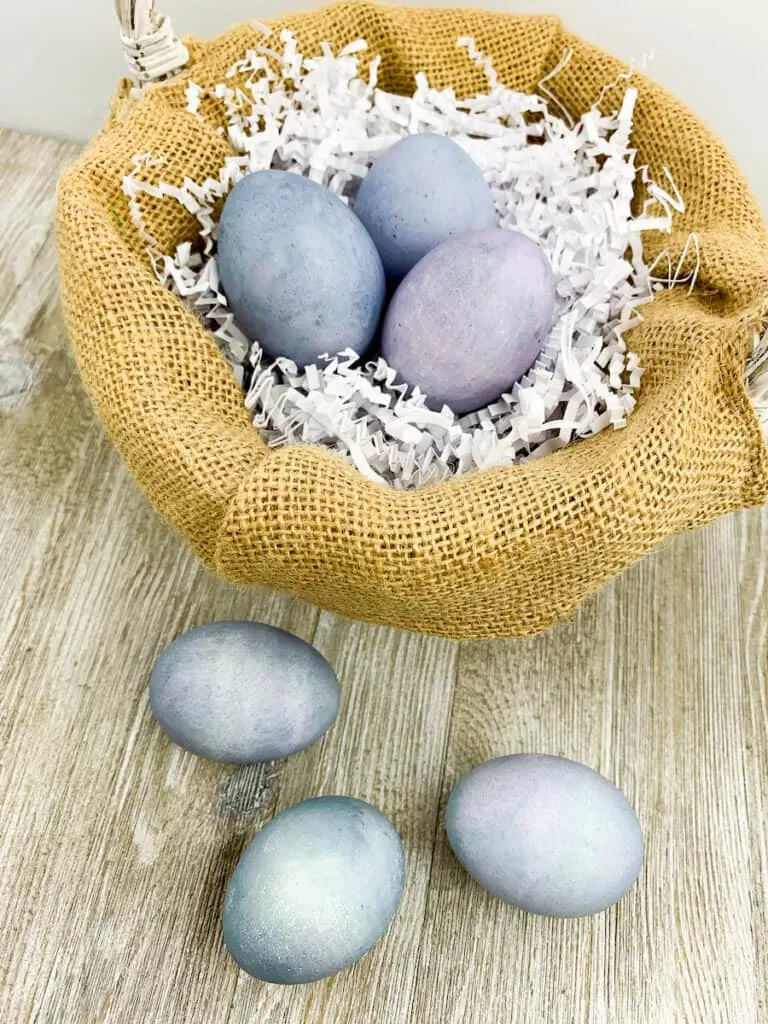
[218,170,386,366]
[381,228,557,415]
[222,796,405,983]
[446,754,644,917]
[354,133,497,279]
[149,621,340,764]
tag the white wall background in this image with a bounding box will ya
[1,0,766,216]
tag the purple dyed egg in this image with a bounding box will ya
[446,755,644,918]
[381,228,557,416]
[354,133,497,280]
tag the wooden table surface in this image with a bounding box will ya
[1,127,766,1024]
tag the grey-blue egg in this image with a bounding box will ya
[446,754,644,917]
[149,621,340,763]
[222,796,405,983]
[354,133,497,279]
[217,170,386,366]
[382,228,556,415]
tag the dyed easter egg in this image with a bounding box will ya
[222,796,405,983]
[381,228,557,415]
[354,133,497,279]
[446,754,644,917]
[218,170,385,366]
[149,621,340,764]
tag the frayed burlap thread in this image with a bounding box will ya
[57,2,768,639]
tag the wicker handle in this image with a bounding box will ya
[115,0,189,84]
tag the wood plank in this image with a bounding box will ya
[0,130,74,411]
[737,507,768,1021]
[670,515,755,1022]
[411,513,761,1024]
[224,616,458,1023]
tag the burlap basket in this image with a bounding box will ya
[56,1,768,640]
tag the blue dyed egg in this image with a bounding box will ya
[217,171,386,366]
[382,228,557,415]
[354,133,497,279]
[223,796,405,983]
[149,621,340,763]
[446,754,644,917]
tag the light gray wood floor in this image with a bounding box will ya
[1,127,766,1024]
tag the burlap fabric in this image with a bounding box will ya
[57,2,768,639]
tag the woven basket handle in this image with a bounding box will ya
[115,0,189,84]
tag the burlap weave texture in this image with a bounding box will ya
[57,2,768,639]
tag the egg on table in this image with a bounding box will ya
[445,754,644,917]
[222,796,405,984]
[381,228,557,416]
[354,132,497,280]
[149,621,340,764]
[217,170,386,366]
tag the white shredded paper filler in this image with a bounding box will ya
[123,30,698,489]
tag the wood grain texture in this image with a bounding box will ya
[1,128,766,1024]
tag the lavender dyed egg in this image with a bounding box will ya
[218,170,385,366]
[381,228,557,415]
[446,755,644,917]
[149,621,340,763]
[223,796,405,983]
[354,133,497,279]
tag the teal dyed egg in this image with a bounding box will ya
[223,796,405,983]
